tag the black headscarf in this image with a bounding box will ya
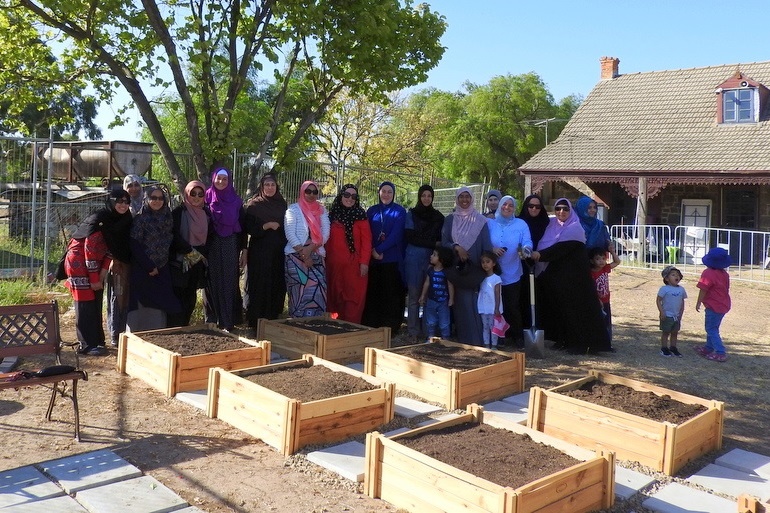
[131,186,173,267]
[406,184,444,249]
[71,189,133,262]
[245,173,287,224]
[328,183,368,253]
[517,193,550,248]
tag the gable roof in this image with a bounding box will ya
[520,61,770,182]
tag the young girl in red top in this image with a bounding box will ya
[589,244,620,344]
[694,247,732,362]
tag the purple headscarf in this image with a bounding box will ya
[535,198,586,275]
[205,167,242,237]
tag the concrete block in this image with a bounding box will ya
[642,482,736,513]
[0,466,65,507]
[500,391,530,408]
[688,463,770,501]
[306,441,366,482]
[394,397,442,418]
[1,495,88,512]
[38,449,142,494]
[614,465,655,500]
[174,390,207,410]
[481,400,528,424]
[716,448,770,479]
[75,475,188,513]
[344,362,364,373]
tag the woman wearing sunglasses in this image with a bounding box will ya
[284,180,330,317]
[127,186,181,332]
[64,189,133,356]
[325,184,370,323]
[168,180,212,326]
[529,198,611,354]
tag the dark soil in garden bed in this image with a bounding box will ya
[392,342,511,371]
[243,364,377,402]
[282,318,365,335]
[398,423,580,489]
[560,382,707,424]
[137,329,253,355]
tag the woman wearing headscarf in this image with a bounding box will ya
[530,198,612,354]
[325,184,371,324]
[284,180,330,317]
[127,186,181,332]
[575,195,611,251]
[361,181,407,333]
[404,184,444,339]
[484,189,501,219]
[243,173,288,325]
[517,193,550,330]
[65,189,133,355]
[168,180,212,327]
[487,195,532,347]
[442,187,492,345]
[205,167,246,331]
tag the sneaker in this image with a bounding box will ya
[660,347,672,357]
[85,346,108,356]
[694,345,712,357]
[669,347,683,358]
[706,352,727,362]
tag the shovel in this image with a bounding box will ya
[523,267,545,359]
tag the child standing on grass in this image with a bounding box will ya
[478,251,503,349]
[589,245,621,343]
[419,246,455,341]
[694,247,732,362]
[657,266,687,357]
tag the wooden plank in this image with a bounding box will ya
[299,388,390,419]
[364,432,383,498]
[206,368,220,418]
[514,459,606,511]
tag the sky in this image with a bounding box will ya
[95,0,770,141]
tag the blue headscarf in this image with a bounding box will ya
[575,196,610,250]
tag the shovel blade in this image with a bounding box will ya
[523,328,545,359]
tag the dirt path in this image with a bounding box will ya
[1,267,769,512]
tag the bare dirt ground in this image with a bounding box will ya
[2,267,770,512]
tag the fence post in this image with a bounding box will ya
[42,128,55,283]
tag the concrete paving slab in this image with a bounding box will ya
[416,412,461,428]
[716,448,770,479]
[175,390,207,411]
[38,449,142,494]
[642,482,736,513]
[173,508,207,513]
[0,466,65,507]
[614,466,655,500]
[75,475,188,513]
[382,427,411,437]
[393,397,442,418]
[688,463,770,501]
[480,401,528,424]
[1,495,88,512]
[345,362,364,373]
[0,355,18,373]
[500,391,530,408]
[306,441,366,482]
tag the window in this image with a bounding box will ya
[723,88,755,123]
[723,189,756,228]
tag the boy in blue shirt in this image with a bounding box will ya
[656,266,687,357]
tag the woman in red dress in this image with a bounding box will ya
[325,184,371,323]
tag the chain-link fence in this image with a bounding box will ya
[1,136,486,283]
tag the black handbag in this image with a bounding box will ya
[55,250,68,280]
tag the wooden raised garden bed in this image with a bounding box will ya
[116,325,270,397]
[365,403,615,513]
[257,315,390,363]
[364,339,525,410]
[207,354,395,456]
[527,370,724,475]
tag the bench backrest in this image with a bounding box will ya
[0,301,62,360]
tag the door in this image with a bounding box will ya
[680,199,711,264]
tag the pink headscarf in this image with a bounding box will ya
[297,180,324,246]
[451,187,488,250]
[535,198,586,276]
[183,180,208,246]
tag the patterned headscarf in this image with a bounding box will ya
[132,186,174,267]
[451,187,487,250]
[297,180,324,245]
[206,167,242,237]
[329,184,367,253]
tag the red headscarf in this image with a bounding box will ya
[297,180,324,245]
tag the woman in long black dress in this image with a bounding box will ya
[518,194,550,329]
[243,173,288,325]
[530,198,611,354]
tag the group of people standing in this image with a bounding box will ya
[63,168,619,356]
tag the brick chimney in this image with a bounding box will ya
[600,56,620,79]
